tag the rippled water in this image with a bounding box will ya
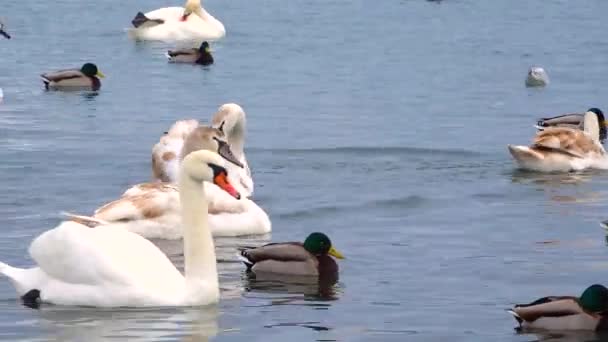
[2,0,608,341]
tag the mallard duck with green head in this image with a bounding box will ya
[166,41,213,65]
[41,63,105,91]
[238,232,344,276]
[509,284,608,331]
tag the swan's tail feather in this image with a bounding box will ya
[60,212,108,228]
[0,261,16,276]
[131,12,165,28]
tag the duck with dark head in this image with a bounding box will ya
[166,41,213,65]
[509,284,608,332]
[40,63,105,91]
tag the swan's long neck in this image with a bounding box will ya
[228,121,246,160]
[178,172,218,294]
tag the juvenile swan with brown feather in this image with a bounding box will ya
[508,110,607,172]
[535,108,607,141]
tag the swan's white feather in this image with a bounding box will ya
[0,221,186,307]
[128,7,225,42]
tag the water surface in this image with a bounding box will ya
[2,0,608,341]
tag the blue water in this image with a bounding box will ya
[2,0,608,340]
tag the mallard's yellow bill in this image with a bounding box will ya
[328,246,344,259]
[96,71,105,78]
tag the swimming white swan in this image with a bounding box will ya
[0,150,236,307]
[508,110,607,172]
[152,103,254,197]
[128,0,225,42]
[68,128,271,239]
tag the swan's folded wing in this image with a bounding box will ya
[94,189,178,223]
[29,221,182,287]
[240,243,310,263]
[122,182,177,197]
[41,69,83,82]
[513,296,583,322]
[533,128,602,157]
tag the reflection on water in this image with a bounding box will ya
[242,272,341,303]
[33,305,219,341]
[520,331,608,342]
[510,169,594,187]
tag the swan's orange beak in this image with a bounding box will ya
[214,171,240,199]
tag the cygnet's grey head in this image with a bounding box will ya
[525,66,549,87]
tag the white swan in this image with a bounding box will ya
[68,128,271,239]
[127,0,225,42]
[0,150,235,307]
[508,110,607,172]
[152,103,254,197]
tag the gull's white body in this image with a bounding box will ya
[0,151,224,307]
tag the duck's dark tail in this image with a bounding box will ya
[236,249,254,270]
[131,12,165,28]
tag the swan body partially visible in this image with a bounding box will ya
[535,108,607,141]
[128,0,225,42]
[152,119,199,182]
[69,128,270,239]
[152,103,254,197]
[0,150,238,307]
[508,110,607,172]
[67,180,271,239]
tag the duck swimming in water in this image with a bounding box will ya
[167,41,213,65]
[535,108,607,141]
[41,63,105,91]
[508,284,608,331]
[238,232,344,277]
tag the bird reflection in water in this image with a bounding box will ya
[242,271,342,302]
[521,331,608,342]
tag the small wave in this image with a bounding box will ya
[248,146,481,157]
[371,195,428,209]
[278,195,429,219]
